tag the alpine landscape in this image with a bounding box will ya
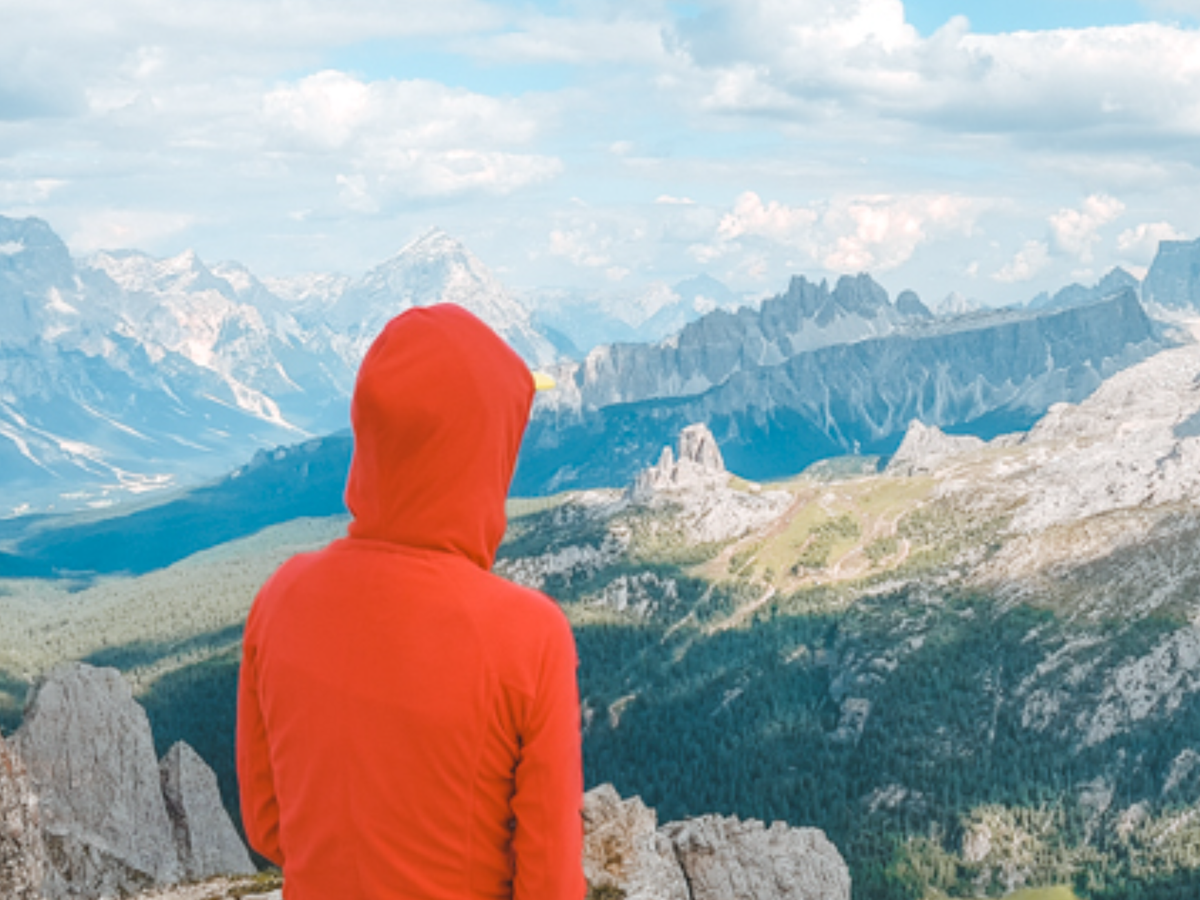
[6,2,1200,899]
[3,209,1200,898]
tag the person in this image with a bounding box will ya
[237,303,585,900]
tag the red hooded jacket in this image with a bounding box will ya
[237,304,585,900]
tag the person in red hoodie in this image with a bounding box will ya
[237,303,585,900]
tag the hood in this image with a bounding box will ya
[345,304,535,569]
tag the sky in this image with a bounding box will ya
[3,0,1200,309]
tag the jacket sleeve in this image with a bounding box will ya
[511,611,586,900]
[237,624,284,866]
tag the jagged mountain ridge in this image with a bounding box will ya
[516,289,1166,493]
[0,218,556,510]
[538,273,917,416]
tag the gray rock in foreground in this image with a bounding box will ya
[664,814,851,900]
[15,663,182,898]
[583,784,850,900]
[583,784,689,900]
[13,663,254,898]
[1,733,45,900]
[160,742,255,881]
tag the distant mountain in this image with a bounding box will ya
[1027,266,1140,312]
[515,289,1167,492]
[932,291,981,316]
[0,218,558,511]
[1142,236,1200,310]
[0,218,313,511]
[528,274,744,355]
[537,273,917,417]
[327,229,556,368]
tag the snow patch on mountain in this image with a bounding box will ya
[328,228,556,368]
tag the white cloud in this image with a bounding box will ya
[655,195,695,205]
[549,226,613,268]
[707,190,980,273]
[463,15,673,66]
[717,192,818,244]
[1117,221,1186,262]
[1048,194,1125,262]
[993,240,1051,283]
[264,71,544,151]
[262,71,562,199]
[0,179,67,206]
[670,3,1200,149]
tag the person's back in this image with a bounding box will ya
[237,304,585,900]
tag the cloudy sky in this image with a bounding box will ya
[3,0,1199,308]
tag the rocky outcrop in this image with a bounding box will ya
[15,663,182,898]
[627,424,792,544]
[160,743,255,881]
[583,784,851,900]
[583,785,689,900]
[665,815,851,900]
[885,420,985,476]
[1,733,44,900]
[633,424,727,498]
[12,663,253,899]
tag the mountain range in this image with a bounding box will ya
[4,214,1200,515]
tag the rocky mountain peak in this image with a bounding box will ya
[633,423,726,498]
[328,226,556,366]
[895,289,933,319]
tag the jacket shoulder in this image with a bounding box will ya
[470,570,575,697]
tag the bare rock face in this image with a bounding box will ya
[885,420,984,477]
[633,424,726,498]
[160,742,255,881]
[583,784,689,900]
[15,663,182,898]
[663,814,851,900]
[1,733,45,900]
[584,784,851,900]
[13,663,254,899]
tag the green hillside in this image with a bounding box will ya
[3,457,1200,898]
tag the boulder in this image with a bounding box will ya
[662,814,851,900]
[1,733,45,900]
[583,784,689,900]
[584,784,851,900]
[160,742,255,880]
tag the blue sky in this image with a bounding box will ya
[2,0,1199,310]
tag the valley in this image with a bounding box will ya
[5,328,1200,897]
